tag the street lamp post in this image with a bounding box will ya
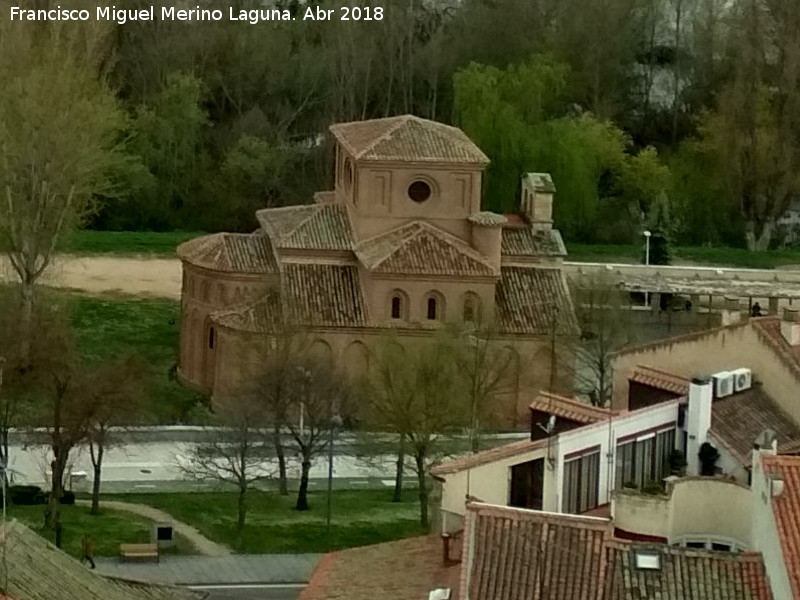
[643,230,652,307]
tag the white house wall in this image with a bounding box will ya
[555,400,682,512]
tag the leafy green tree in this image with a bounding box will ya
[0,20,127,361]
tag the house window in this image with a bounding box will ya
[208,327,215,350]
[391,296,403,319]
[615,428,675,490]
[427,297,437,320]
[563,449,600,514]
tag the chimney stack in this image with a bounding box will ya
[469,212,506,272]
[686,375,713,476]
[781,307,800,346]
[721,297,741,326]
[520,173,554,231]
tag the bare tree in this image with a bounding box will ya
[284,361,351,512]
[85,355,145,515]
[568,273,634,406]
[366,333,471,530]
[0,18,126,360]
[179,397,273,534]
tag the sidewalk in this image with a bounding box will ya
[75,499,231,556]
[94,554,321,586]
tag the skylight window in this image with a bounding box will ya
[634,550,661,570]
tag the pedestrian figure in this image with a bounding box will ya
[81,534,96,569]
[751,302,762,317]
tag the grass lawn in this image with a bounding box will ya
[8,502,193,558]
[68,291,200,423]
[0,283,200,423]
[566,243,800,269]
[62,230,204,257]
[112,489,423,554]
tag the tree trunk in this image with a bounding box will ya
[296,456,311,511]
[19,279,34,364]
[415,453,428,531]
[90,443,103,515]
[273,426,288,495]
[745,220,774,251]
[393,434,405,503]
[47,450,68,541]
[237,484,248,531]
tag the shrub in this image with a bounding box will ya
[9,485,46,506]
[61,491,76,506]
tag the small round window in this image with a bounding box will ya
[408,180,432,203]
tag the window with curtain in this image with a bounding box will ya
[615,428,676,489]
[563,449,600,514]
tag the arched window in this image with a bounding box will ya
[463,293,481,324]
[427,297,437,320]
[391,295,402,319]
[208,327,215,350]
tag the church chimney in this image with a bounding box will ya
[521,173,555,231]
[469,212,506,272]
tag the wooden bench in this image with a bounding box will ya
[119,543,159,563]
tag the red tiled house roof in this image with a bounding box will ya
[762,454,800,599]
[298,535,460,600]
[530,391,616,425]
[431,438,548,477]
[710,385,800,467]
[630,365,690,396]
[462,503,773,600]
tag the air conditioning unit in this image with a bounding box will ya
[731,367,752,392]
[712,371,734,398]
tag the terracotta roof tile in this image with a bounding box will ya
[762,454,800,599]
[330,115,489,164]
[463,504,772,600]
[464,504,611,600]
[356,221,496,277]
[213,264,367,331]
[711,385,800,467]
[256,204,354,251]
[629,365,690,396]
[495,267,579,335]
[431,438,548,476]
[177,233,278,274]
[530,391,616,424]
[501,227,567,258]
[299,535,460,600]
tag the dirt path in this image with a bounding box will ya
[0,255,181,299]
[76,498,231,556]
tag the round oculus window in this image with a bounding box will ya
[408,180,432,203]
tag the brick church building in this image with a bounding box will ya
[177,115,578,425]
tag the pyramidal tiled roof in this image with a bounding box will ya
[355,221,496,277]
[330,115,490,164]
[177,232,277,274]
[256,203,354,251]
